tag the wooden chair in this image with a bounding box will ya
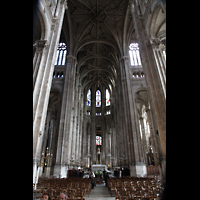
[84,182,91,197]
[74,190,85,200]
[108,181,116,196]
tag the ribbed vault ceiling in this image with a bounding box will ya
[64,0,134,93]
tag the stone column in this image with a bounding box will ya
[108,132,111,167]
[129,0,166,162]
[53,55,77,177]
[71,73,80,160]
[119,56,144,170]
[33,1,66,183]
[48,117,56,153]
[114,80,126,165]
[91,88,96,164]
[112,91,118,167]
[81,105,87,165]
[83,93,87,115]
[50,116,58,175]
[139,116,148,165]
[33,158,40,185]
[146,108,155,150]
[41,109,52,155]
[151,41,166,99]
[87,132,91,167]
[75,84,82,160]
[105,126,109,166]
[33,40,47,89]
[119,67,133,166]
[101,114,106,164]
[101,85,106,115]
[159,43,166,70]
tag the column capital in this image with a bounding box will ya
[139,116,143,120]
[119,56,129,62]
[61,0,67,5]
[66,55,77,65]
[35,40,47,52]
[128,0,137,7]
[159,43,166,51]
[33,157,40,164]
[146,107,151,112]
[150,39,161,50]
[66,55,76,61]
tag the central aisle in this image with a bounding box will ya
[85,183,115,200]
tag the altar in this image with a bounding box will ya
[92,164,107,172]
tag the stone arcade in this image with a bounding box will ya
[33,0,166,184]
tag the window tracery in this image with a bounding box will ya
[96,90,101,107]
[129,43,142,66]
[106,89,110,106]
[96,136,102,145]
[87,90,91,106]
[55,43,67,65]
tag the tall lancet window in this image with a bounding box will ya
[129,43,142,66]
[96,90,101,107]
[106,89,110,106]
[87,89,91,106]
[96,136,102,145]
[55,42,67,65]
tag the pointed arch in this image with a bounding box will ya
[36,1,51,41]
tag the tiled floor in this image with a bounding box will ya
[85,183,115,200]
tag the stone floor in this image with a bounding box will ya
[85,183,115,200]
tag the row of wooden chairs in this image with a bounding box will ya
[33,177,92,200]
[107,177,163,200]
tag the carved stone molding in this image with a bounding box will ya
[35,40,47,52]
[150,39,160,50]
[119,56,129,62]
[159,43,165,51]
[89,6,107,24]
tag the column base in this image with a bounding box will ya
[53,164,68,178]
[161,160,166,176]
[53,164,61,177]
[33,158,40,184]
[61,165,68,178]
[130,162,147,177]
[44,167,51,176]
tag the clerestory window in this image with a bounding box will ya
[129,43,142,66]
[96,136,102,145]
[55,42,67,65]
[106,89,110,106]
[96,90,101,107]
[87,90,91,106]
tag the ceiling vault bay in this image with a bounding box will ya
[63,0,135,93]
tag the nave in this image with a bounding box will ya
[33,1,166,199]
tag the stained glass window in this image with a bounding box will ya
[87,90,91,106]
[96,136,102,145]
[129,43,141,66]
[106,89,110,106]
[96,90,101,107]
[55,43,67,65]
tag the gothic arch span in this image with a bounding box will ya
[36,2,51,41]
[76,39,120,58]
[146,2,166,40]
[135,87,148,94]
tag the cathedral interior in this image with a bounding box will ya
[33,0,166,185]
